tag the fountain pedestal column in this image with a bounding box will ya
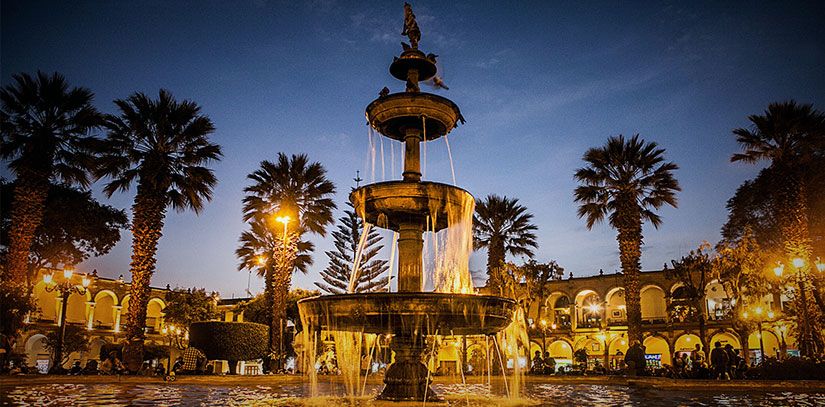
[378,333,439,401]
[397,221,424,292]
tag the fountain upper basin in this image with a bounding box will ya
[350,181,473,232]
[366,92,463,141]
[298,292,516,336]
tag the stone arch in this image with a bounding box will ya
[92,290,118,329]
[747,330,781,361]
[145,297,166,332]
[705,280,733,321]
[25,333,50,372]
[674,333,702,353]
[710,329,741,350]
[575,289,602,329]
[640,285,667,321]
[65,290,90,324]
[607,334,629,368]
[547,292,572,329]
[605,287,626,325]
[643,335,671,366]
[547,339,573,359]
[120,294,131,307]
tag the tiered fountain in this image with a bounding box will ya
[298,3,516,401]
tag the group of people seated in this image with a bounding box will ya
[66,351,126,375]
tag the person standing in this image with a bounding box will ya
[710,341,729,380]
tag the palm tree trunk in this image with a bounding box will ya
[486,237,505,294]
[123,188,167,371]
[270,236,297,371]
[4,174,50,286]
[615,203,643,344]
[778,172,822,357]
[1,173,50,348]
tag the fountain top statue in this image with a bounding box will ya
[402,2,421,49]
[298,3,515,401]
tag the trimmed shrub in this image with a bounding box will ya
[189,321,268,373]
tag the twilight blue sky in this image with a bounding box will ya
[3,1,824,298]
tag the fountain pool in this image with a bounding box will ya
[2,379,824,406]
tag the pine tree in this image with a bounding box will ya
[316,202,389,294]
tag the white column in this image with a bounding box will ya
[86,301,96,330]
[114,306,122,333]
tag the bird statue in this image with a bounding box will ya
[379,87,390,98]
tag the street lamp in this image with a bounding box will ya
[43,267,90,373]
[540,319,548,355]
[743,303,777,364]
[161,324,187,374]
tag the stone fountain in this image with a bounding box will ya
[298,3,516,401]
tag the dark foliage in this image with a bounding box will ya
[189,321,269,362]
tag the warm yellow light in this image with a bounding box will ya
[275,215,291,225]
[816,258,825,272]
[767,311,775,319]
[773,263,784,277]
[162,327,168,334]
[620,340,626,346]
[587,303,602,314]
[551,323,557,330]
[82,276,91,287]
[754,306,763,315]
[617,305,626,311]
[686,336,691,342]
[743,311,749,319]
[63,268,74,279]
[256,255,266,266]
[792,258,805,268]
[43,274,53,285]
[540,319,547,326]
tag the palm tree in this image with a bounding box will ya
[0,71,102,348]
[241,153,336,365]
[236,217,314,366]
[574,134,680,343]
[473,194,538,294]
[731,101,825,356]
[96,89,222,369]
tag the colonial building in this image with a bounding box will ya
[454,268,797,372]
[19,268,170,373]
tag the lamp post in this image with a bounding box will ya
[43,267,90,373]
[161,324,187,374]
[742,305,775,364]
[540,319,548,355]
[774,258,816,356]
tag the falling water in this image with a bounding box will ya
[332,329,363,401]
[390,139,396,179]
[347,222,373,293]
[379,136,386,181]
[496,305,530,400]
[387,231,398,292]
[444,134,457,185]
[430,193,475,294]
[367,125,377,183]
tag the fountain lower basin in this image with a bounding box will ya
[298,292,515,401]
